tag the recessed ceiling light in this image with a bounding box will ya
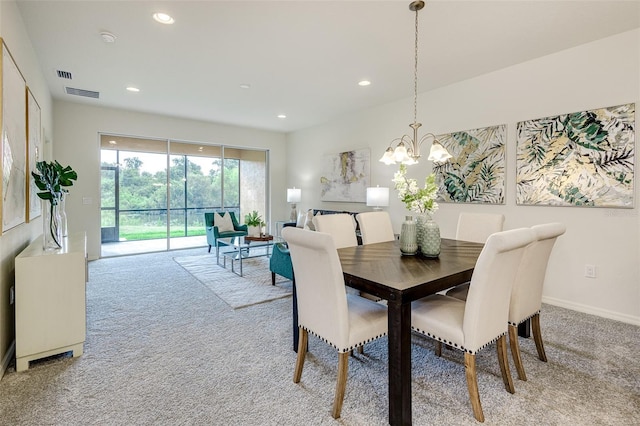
[126,86,140,92]
[277,114,287,119]
[153,12,175,24]
[100,31,117,43]
[358,80,371,86]
[239,83,251,89]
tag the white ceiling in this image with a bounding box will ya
[16,0,640,133]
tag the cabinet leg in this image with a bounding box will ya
[16,358,29,372]
[71,343,84,357]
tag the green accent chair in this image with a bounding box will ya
[204,212,248,254]
[270,242,293,285]
[270,240,304,353]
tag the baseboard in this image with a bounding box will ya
[1,340,15,380]
[542,296,640,326]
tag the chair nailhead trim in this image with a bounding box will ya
[301,327,387,353]
[508,310,541,327]
[411,327,507,355]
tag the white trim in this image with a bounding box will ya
[542,296,640,326]
[1,340,16,380]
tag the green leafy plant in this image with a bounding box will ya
[244,210,264,227]
[31,161,78,247]
[31,161,78,204]
[392,164,439,216]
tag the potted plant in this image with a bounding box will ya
[244,210,265,237]
[31,161,78,250]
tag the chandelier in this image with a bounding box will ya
[379,1,452,166]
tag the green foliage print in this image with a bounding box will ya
[516,103,635,207]
[434,125,506,204]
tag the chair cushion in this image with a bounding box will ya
[412,295,465,349]
[346,294,388,351]
[218,230,246,238]
[215,212,235,232]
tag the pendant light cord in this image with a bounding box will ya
[413,5,419,124]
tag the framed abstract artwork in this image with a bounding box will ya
[516,103,635,207]
[433,124,506,204]
[1,39,27,233]
[320,148,370,202]
[26,87,42,222]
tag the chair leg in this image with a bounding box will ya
[208,244,212,253]
[508,324,527,381]
[271,272,276,286]
[464,352,484,423]
[435,341,442,357]
[332,352,349,419]
[531,313,548,362]
[496,335,515,394]
[293,328,308,383]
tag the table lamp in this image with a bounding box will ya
[287,187,301,221]
[366,186,389,211]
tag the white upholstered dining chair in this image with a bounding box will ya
[312,214,358,249]
[447,223,565,381]
[356,211,395,245]
[282,227,388,419]
[456,212,505,243]
[411,228,535,422]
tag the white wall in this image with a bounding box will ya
[287,29,640,325]
[0,0,54,377]
[53,101,288,260]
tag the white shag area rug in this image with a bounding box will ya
[174,253,292,309]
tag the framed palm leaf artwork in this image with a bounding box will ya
[433,124,506,204]
[516,103,635,207]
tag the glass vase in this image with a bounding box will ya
[400,216,418,256]
[59,192,68,237]
[420,217,441,258]
[43,200,63,251]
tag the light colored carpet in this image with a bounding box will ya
[174,252,292,309]
[0,248,638,425]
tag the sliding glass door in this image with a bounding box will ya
[100,134,267,257]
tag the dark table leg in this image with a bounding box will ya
[387,298,412,425]
[518,318,531,338]
[292,279,299,352]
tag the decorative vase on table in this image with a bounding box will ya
[420,217,441,258]
[415,214,426,251]
[400,216,418,256]
[42,199,63,251]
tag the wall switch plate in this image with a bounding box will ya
[584,264,596,278]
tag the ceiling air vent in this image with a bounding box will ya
[56,70,72,79]
[65,86,99,99]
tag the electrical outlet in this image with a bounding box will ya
[584,264,596,278]
[9,286,14,305]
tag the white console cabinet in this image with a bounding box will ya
[15,233,87,371]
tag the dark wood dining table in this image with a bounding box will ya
[337,238,484,426]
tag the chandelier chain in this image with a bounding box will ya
[413,5,419,124]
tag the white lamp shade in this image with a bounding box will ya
[427,142,453,163]
[379,147,396,165]
[366,186,389,207]
[393,145,412,164]
[287,187,301,203]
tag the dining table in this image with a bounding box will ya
[337,238,484,426]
